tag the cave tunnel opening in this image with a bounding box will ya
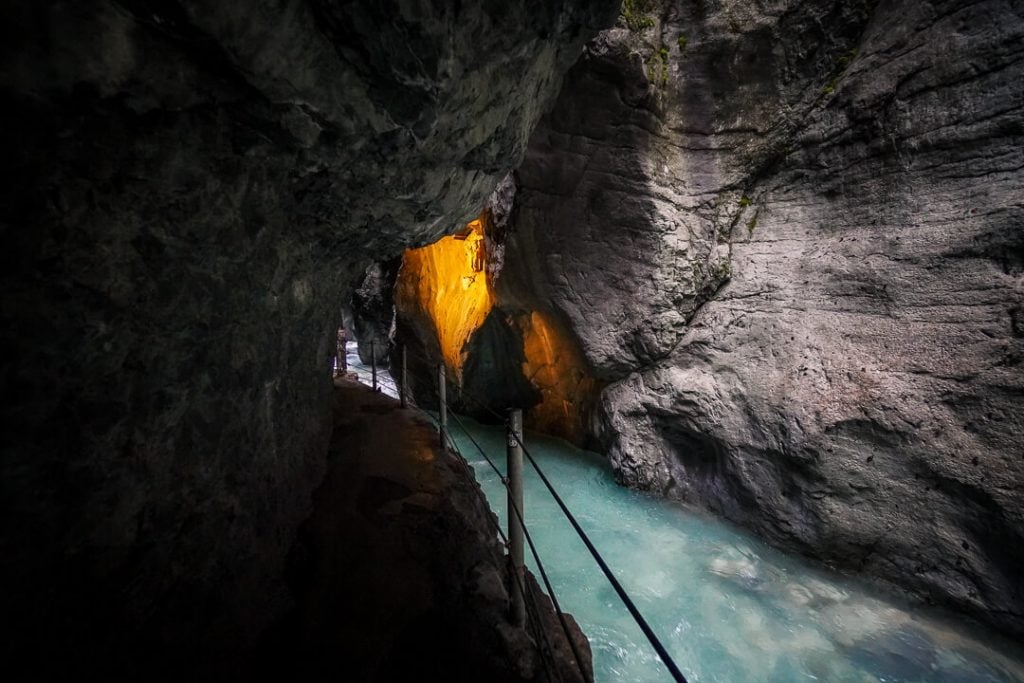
[347,210,603,444]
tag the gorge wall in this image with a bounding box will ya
[495,0,1024,639]
[0,0,618,674]
[392,196,600,441]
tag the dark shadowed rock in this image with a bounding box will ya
[256,379,592,682]
[350,259,400,365]
[461,310,543,417]
[0,0,618,675]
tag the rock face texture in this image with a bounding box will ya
[350,259,400,365]
[259,379,592,683]
[0,0,617,675]
[503,0,1024,638]
[393,193,600,442]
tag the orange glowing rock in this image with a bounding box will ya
[395,217,493,379]
[518,311,599,441]
[396,214,599,442]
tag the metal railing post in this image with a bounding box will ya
[370,340,377,391]
[437,364,447,449]
[507,408,526,626]
[340,329,347,371]
[400,345,408,408]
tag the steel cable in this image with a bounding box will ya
[343,368,563,680]
[508,429,688,683]
[351,352,688,682]
[375,363,588,681]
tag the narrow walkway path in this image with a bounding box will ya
[256,377,589,682]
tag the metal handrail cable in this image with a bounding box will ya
[398,348,688,681]
[508,430,688,683]
[445,408,589,680]
[394,364,588,681]
[348,369,563,680]
[354,349,688,681]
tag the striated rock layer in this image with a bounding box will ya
[503,0,1024,638]
[0,0,618,675]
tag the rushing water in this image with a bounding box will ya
[451,420,1024,683]
[346,359,1024,682]
[345,342,400,399]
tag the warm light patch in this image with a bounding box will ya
[519,311,599,441]
[395,217,493,378]
[396,215,598,442]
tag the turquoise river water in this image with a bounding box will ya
[453,420,1024,683]
[348,356,1024,682]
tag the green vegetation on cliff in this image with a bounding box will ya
[622,0,655,31]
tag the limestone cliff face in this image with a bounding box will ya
[0,0,618,673]
[505,0,1024,637]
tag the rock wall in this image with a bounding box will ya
[0,0,618,675]
[505,0,1024,637]
[258,380,592,683]
[350,259,400,365]
[393,190,600,442]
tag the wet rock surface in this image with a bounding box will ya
[502,0,1024,638]
[0,0,617,675]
